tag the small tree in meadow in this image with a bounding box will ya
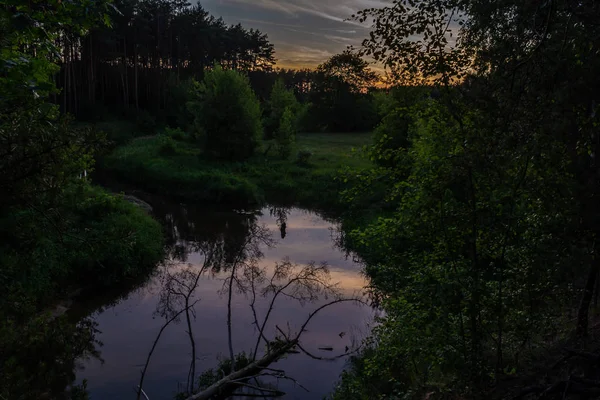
[275,107,296,159]
[265,79,299,139]
[190,65,263,161]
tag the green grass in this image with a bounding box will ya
[99,132,373,210]
[296,132,373,170]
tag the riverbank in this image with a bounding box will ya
[98,132,373,212]
[0,183,165,399]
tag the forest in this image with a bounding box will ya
[1,0,600,399]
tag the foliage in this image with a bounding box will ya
[196,352,253,392]
[309,51,380,132]
[101,133,372,210]
[0,315,100,400]
[0,182,164,398]
[264,79,300,138]
[189,65,263,161]
[296,148,313,166]
[0,3,166,399]
[165,75,196,129]
[317,51,378,93]
[93,119,140,145]
[275,107,296,159]
[158,134,177,156]
[54,0,276,116]
[0,184,164,302]
[164,126,186,141]
[135,109,158,135]
[335,0,600,397]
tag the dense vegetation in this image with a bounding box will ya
[330,1,600,398]
[0,1,164,398]
[100,132,372,209]
[3,0,600,398]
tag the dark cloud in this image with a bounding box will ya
[200,0,383,68]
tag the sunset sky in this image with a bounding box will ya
[200,0,385,69]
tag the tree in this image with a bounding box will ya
[0,2,165,399]
[335,0,600,397]
[190,65,263,161]
[275,107,296,159]
[264,79,299,138]
[317,50,377,93]
[50,0,276,117]
[309,51,379,132]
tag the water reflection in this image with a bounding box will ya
[75,196,374,400]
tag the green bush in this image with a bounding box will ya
[136,110,157,135]
[165,75,195,130]
[96,120,139,145]
[275,107,296,159]
[189,65,263,161]
[164,126,186,141]
[158,134,177,156]
[371,107,412,168]
[264,79,300,138]
[296,102,312,132]
[296,148,313,166]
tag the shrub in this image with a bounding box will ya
[296,148,313,166]
[165,75,195,130]
[189,65,263,161]
[264,79,300,138]
[164,126,186,141]
[371,107,412,168]
[158,134,177,156]
[136,110,157,135]
[275,107,296,159]
[296,102,312,132]
[95,119,138,145]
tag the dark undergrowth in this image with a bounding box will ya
[0,183,165,400]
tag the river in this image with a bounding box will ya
[71,195,374,399]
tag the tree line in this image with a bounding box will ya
[48,0,385,134]
[56,0,276,116]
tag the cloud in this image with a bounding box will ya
[200,0,383,68]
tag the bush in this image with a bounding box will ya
[165,75,195,130]
[275,107,296,159]
[164,126,186,141]
[371,108,411,167]
[296,148,313,166]
[96,120,139,145]
[136,110,157,135]
[189,65,263,161]
[264,79,300,138]
[158,134,177,156]
[296,102,312,132]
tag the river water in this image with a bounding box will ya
[72,196,374,399]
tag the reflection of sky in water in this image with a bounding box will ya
[76,208,374,400]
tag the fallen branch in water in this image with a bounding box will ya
[184,339,298,400]
[184,297,366,400]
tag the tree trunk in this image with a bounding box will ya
[184,340,297,400]
[71,44,77,115]
[89,34,95,103]
[576,252,599,337]
[134,43,139,110]
[123,38,129,108]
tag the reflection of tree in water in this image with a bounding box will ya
[0,315,102,400]
[137,202,366,400]
[269,207,289,240]
[152,199,264,267]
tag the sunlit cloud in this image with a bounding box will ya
[200,0,383,68]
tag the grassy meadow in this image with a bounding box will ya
[99,131,373,210]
